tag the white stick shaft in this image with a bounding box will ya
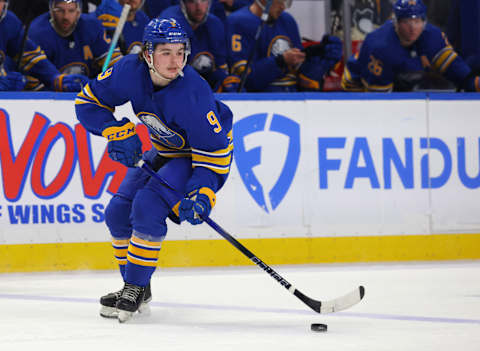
[101,3,131,72]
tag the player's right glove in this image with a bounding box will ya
[0,71,26,91]
[178,187,216,225]
[53,74,89,92]
[102,117,142,168]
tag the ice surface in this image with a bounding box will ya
[1,261,479,351]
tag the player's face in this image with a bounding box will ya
[184,0,209,23]
[396,17,425,46]
[268,0,287,21]
[152,43,186,80]
[51,2,80,36]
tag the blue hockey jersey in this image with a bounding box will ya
[342,20,479,92]
[160,5,228,91]
[75,54,233,192]
[227,6,321,92]
[121,10,150,54]
[0,11,60,89]
[29,12,122,78]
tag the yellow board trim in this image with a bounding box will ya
[1,234,480,273]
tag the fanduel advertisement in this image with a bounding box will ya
[0,96,479,245]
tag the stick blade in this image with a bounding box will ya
[319,285,365,314]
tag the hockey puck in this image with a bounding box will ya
[311,323,328,332]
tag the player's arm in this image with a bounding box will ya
[227,20,287,91]
[201,18,231,92]
[424,28,480,92]
[75,64,141,167]
[342,52,366,92]
[299,35,343,91]
[178,88,233,225]
[8,16,87,92]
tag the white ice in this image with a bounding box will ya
[1,261,479,351]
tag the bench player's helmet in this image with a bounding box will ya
[393,0,427,21]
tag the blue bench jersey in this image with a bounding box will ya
[75,54,233,192]
[342,20,479,92]
[122,10,150,54]
[0,11,59,88]
[227,6,308,92]
[160,5,228,91]
[29,13,122,78]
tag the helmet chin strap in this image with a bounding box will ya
[143,52,185,86]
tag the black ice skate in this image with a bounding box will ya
[100,282,151,319]
[116,282,151,323]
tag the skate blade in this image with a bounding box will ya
[100,306,118,319]
[118,310,134,323]
[138,302,151,315]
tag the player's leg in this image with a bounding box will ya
[117,157,192,322]
[99,165,151,318]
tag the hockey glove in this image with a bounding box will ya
[220,75,242,93]
[178,187,216,225]
[95,0,122,29]
[0,72,26,91]
[323,35,343,64]
[102,117,142,168]
[53,74,89,92]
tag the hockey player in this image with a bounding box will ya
[117,0,150,54]
[28,0,123,82]
[160,0,235,92]
[94,0,150,55]
[227,0,343,92]
[75,18,233,322]
[0,0,88,91]
[341,0,480,92]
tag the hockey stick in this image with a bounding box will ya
[237,0,274,92]
[137,159,365,314]
[101,3,131,73]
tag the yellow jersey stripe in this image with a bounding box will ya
[439,52,458,73]
[75,84,115,112]
[362,78,393,92]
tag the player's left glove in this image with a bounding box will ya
[102,117,142,167]
[323,35,343,64]
[95,0,122,29]
[219,75,243,93]
[0,71,26,91]
[53,74,89,92]
[178,187,216,225]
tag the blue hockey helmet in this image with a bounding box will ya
[143,18,190,56]
[393,0,426,21]
[0,0,8,22]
